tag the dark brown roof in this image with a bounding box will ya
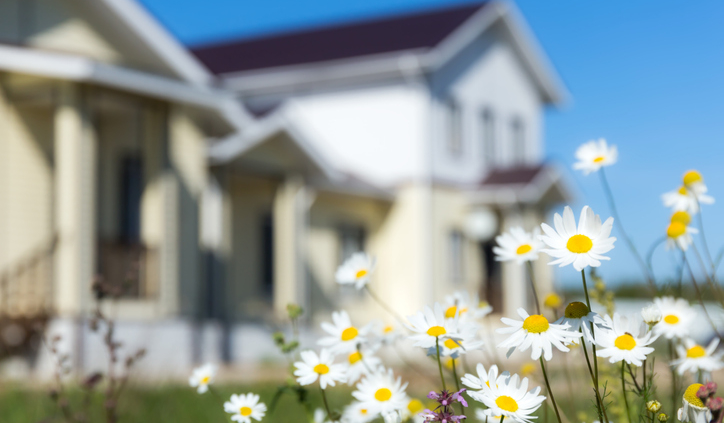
[190,2,487,75]
[481,165,545,185]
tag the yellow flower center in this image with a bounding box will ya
[408,399,424,414]
[427,326,447,337]
[355,269,368,279]
[375,388,392,402]
[495,395,519,412]
[360,409,368,415]
[240,407,252,416]
[683,383,705,408]
[544,293,562,309]
[479,301,489,308]
[667,222,686,239]
[664,314,680,324]
[444,338,462,349]
[566,234,593,254]
[614,334,636,350]
[201,376,210,384]
[522,315,550,333]
[516,244,533,255]
[341,327,359,341]
[313,364,330,375]
[678,186,688,195]
[593,156,605,163]
[683,170,703,186]
[687,345,706,358]
[384,325,394,333]
[564,301,589,319]
[671,211,692,225]
[445,306,458,318]
[348,352,362,364]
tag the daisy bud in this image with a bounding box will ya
[641,304,662,327]
[647,400,662,413]
[658,413,669,422]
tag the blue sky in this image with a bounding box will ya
[140,0,724,287]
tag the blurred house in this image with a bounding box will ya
[0,0,570,377]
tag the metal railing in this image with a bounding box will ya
[0,237,56,318]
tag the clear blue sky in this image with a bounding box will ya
[140,0,724,287]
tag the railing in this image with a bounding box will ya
[0,237,56,318]
[97,241,160,298]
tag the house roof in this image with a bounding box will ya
[480,165,545,186]
[470,164,574,206]
[190,2,488,75]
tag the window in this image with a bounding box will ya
[260,213,274,297]
[511,117,526,164]
[120,155,143,243]
[447,100,463,155]
[480,109,495,165]
[449,230,465,283]
[339,225,366,264]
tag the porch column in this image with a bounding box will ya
[500,209,528,316]
[53,83,96,316]
[272,175,307,320]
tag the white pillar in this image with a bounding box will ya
[272,175,307,320]
[53,83,96,317]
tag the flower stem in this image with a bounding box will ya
[682,254,724,340]
[320,387,337,422]
[364,285,406,326]
[580,270,606,423]
[669,340,678,419]
[452,358,464,414]
[621,361,631,423]
[581,340,608,423]
[500,416,505,423]
[525,261,541,315]
[599,168,657,291]
[435,337,447,391]
[539,357,562,423]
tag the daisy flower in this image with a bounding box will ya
[493,227,542,264]
[652,297,696,340]
[662,186,714,215]
[352,368,409,417]
[573,138,617,175]
[539,206,616,272]
[473,372,546,423]
[188,363,217,394]
[677,383,711,423]
[672,338,724,376]
[461,363,509,401]
[543,293,563,310]
[429,322,484,358]
[497,308,582,361]
[555,301,609,345]
[665,213,699,251]
[683,170,709,196]
[641,303,663,327]
[382,411,402,423]
[318,310,370,354]
[342,401,376,423]
[399,398,426,423]
[336,252,376,289]
[406,303,461,349]
[595,313,657,366]
[442,290,494,322]
[223,393,267,423]
[346,349,383,385]
[294,349,347,389]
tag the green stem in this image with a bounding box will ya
[526,261,541,315]
[581,341,608,423]
[452,358,464,414]
[435,337,447,391]
[320,387,337,423]
[682,254,724,340]
[669,340,677,419]
[539,357,563,423]
[581,270,606,423]
[621,362,631,423]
